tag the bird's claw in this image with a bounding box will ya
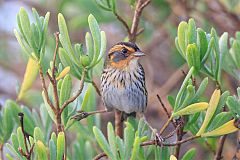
[71,111,89,121]
[155,132,164,146]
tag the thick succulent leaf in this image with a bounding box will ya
[197,89,221,136]
[93,126,115,160]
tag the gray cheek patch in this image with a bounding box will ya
[112,52,127,62]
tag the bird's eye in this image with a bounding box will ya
[122,48,128,54]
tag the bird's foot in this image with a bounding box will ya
[71,111,89,121]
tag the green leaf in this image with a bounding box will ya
[34,127,44,143]
[60,74,72,126]
[6,143,22,159]
[130,136,141,160]
[85,32,94,60]
[88,14,101,64]
[36,140,48,160]
[58,13,79,65]
[124,122,135,159]
[187,18,196,44]
[186,43,200,75]
[174,67,194,111]
[173,102,208,117]
[93,126,115,160]
[177,21,188,56]
[107,123,118,159]
[192,77,208,101]
[19,8,32,47]
[17,127,26,153]
[207,112,232,131]
[3,102,14,142]
[14,29,31,57]
[181,148,196,160]
[11,134,19,152]
[197,28,208,60]
[116,136,124,159]
[201,38,214,64]
[57,132,65,160]
[42,91,56,123]
[95,31,107,65]
[49,139,57,160]
[226,96,240,118]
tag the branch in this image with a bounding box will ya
[60,69,86,114]
[92,80,101,96]
[94,135,201,160]
[156,94,176,128]
[39,66,56,113]
[141,135,200,147]
[214,135,227,160]
[93,152,107,160]
[71,109,108,121]
[50,32,60,109]
[129,0,151,42]
[113,11,131,36]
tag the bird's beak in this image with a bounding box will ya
[133,51,145,57]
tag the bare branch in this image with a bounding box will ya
[94,135,201,159]
[60,69,86,114]
[92,80,101,96]
[113,11,131,36]
[39,66,56,113]
[129,0,151,42]
[214,135,227,160]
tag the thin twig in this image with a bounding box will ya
[163,124,180,139]
[39,66,56,113]
[113,11,131,36]
[175,123,184,159]
[93,152,107,160]
[129,0,151,42]
[92,80,101,96]
[141,135,200,147]
[156,94,177,129]
[159,115,173,135]
[60,69,86,114]
[93,135,201,159]
[18,113,29,155]
[214,135,227,160]
[51,32,60,109]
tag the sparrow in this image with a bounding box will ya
[101,42,147,117]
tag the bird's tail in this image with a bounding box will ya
[121,112,136,122]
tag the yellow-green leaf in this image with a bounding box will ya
[56,66,70,80]
[170,155,177,160]
[36,140,48,160]
[173,102,208,117]
[57,132,65,160]
[197,89,221,136]
[201,119,239,137]
[17,58,39,100]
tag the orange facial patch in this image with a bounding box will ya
[108,44,136,69]
[108,45,135,56]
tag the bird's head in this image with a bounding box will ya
[107,42,145,69]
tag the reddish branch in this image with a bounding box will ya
[115,109,123,138]
[129,0,151,42]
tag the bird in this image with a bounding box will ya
[101,42,147,118]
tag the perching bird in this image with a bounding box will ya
[101,42,147,117]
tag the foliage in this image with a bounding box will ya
[0,1,239,160]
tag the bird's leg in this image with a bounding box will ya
[142,115,164,145]
[71,109,109,121]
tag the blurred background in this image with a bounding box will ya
[0,0,239,159]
